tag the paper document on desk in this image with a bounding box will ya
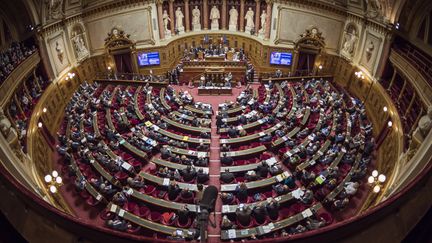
[292,188,305,199]
[227,229,236,239]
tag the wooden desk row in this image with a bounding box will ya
[220,157,278,173]
[163,145,209,159]
[220,171,291,192]
[220,122,285,145]
[148,122,211,145]
[221,145,267,159]
[220,203,323,240]
[139,171,203,191]
[108,203,196,237]
[171,111,211,125]
[151,157,209,174]
[162,116,211,134]
[222,89,258,116]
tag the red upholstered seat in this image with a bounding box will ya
[319,212,333,225]
[123,202,139,214]
[86,196,100,206]
[148,211,162,223]
[99,208,115,220]
[138,206,151,218]
[176,217,192,228]
[236,218,254,229]
[161,212,176,226]
[141,185,156,195]
[114,171,128,182]
[126,224,141,234]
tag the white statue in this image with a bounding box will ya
[192,6,201,31]
[341,29,357,58]
[245,7,255,33]
[175,7,184,30]
[229,6,238,31]
[73,35,88,58]
[260,10,267,31]
[365,41,375,62]
[47,0,64,19]
[210,6,220,30]
[55,41,64,64]
[162,10,171,32]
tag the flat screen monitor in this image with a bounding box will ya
[270,52,292,66]
[137,52,160,66]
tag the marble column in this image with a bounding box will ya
[203,0,209,30]
[169,0,175,34]
[222,0,227,30]
[185,0,190,32]
[239,0,245,31]
[156,0,165,39]
[255,0,261,34]
[265,0,273,39]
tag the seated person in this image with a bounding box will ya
[177,205,190,225]
[236,205,252,227]
[220,169,235,183]
[252,203,267,225]
[273,183,289,195]
[180,187,193,200]
[220,192,235,204]
[167,181,181,201]
[106,218,131,231]
[256,161,269,178]
[221,215,234,230]
[245,170,258,181]
[221,153,234,166]
[235,182,248,202]
[196,168,209,183]
[181,165,197,182]
[266,199,280,220]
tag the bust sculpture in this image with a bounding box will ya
[417,106,432,138]
[210,6,220,30]
[245,7,255,33]
[228,6,238,31]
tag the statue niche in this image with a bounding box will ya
[341,24,358,59]
[70,25,89,61]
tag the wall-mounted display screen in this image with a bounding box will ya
[270,52,292,66]
[137,52,160,66]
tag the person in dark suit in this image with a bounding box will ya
[180,187,193,201]
[221,153,233,166]
[227,126,238,138]
[220,169,235,184]
[266,199,280,220]
[177,205,190,225]
[167,181,181,201]
[196,168,209,183]
[256,161,269,178]
[181,165,197,182]
[236,206,252,227]
[252,203,267,225]
[235,182,248,202]
[220,192,235,204]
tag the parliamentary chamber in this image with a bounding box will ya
[0,0,431,242]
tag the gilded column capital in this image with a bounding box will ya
[265,0,273,4]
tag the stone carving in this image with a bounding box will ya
[245,7,255,33]
[366,0,383,19]
[192,6,201,31]
[297,26,326,47]
[55,41,64,64]
[0,108,17,143]
[341,26,358,58]
[229,6,238,31]
[365,41,375,62]
[175,7,185,34]
[162,9,172,37]
[162,10,171,32]
[417,106,432,138]
[46,0,64,20]
[258,10,267,38]
[104,28,134,49]
[210,6,220,30]
[72,35,89,59]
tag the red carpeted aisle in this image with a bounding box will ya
[172,85,244,242]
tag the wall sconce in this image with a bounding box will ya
[318,65,323,70]
[38,122,43,128]
[368,170,386,193]
[355,71,365,80]
[44,170,63,193]
[67,72,76,79]
[43,107,47,113]
[387,121,393,127]
[107,66,112,71]
[383,106,388,112]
